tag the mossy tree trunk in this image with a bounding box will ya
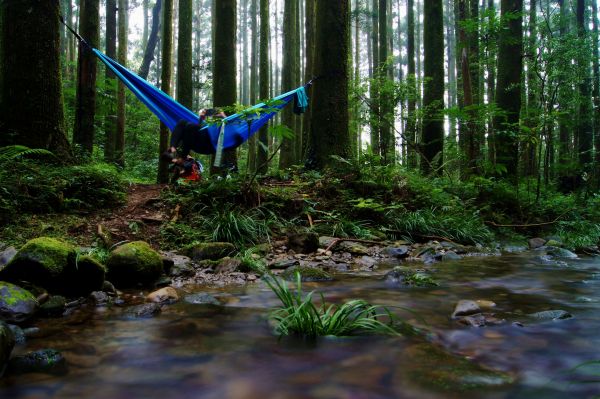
[256,0,270,173]
[0,0,71,159]
[302,0,315,162]
[212,0,237,173]
[306,0,350,170]
[493,0,523,180]
[177,0,193,109]
[420,0,444,175]
[157,0,173,183]
[369,0,380,156]
[557,0,572,171]
[279,0,296,169]
[247,0,258,173]
[378,0,394,164]
[105,0,117,162]
[576,0,593,169]
[116,0,128,167]
[592,0,600,186]
[73,0,99,158]
[406,0,417,168]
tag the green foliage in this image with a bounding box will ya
[265,272,400,339]
[0,145,56,164]
[237,249,268,275]
[196,205,271,247]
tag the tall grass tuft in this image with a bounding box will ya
[265,272,400,339]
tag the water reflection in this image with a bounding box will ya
[2,253,600,398]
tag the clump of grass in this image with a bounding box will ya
[265,272,400,339]
[197,205,270,247]
[237,249,268,275]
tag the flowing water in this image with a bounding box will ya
[2,252,600,398]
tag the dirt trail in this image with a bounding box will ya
[93,184,170,247]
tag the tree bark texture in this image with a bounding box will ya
[116,0,128,167]
[139,0,163,80]
[177,0,193,108]
[576,0,593,168]
[279,0,296,169]
[105,0,118,162]
[257,0,270,173]
[0,0,71,158]
[158,0,173,183]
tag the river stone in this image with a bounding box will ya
[286,231,319,254]
[7,349,67,375]
[7,324,25,345]
[385,245,410,258]
[124,303,162,318]
[146,287,179,304]
[547,247,578,259]
[106,241,163,287]
[68,255,106,296]
[281,266,333,282]
[0,237,77,292]
[39,295,66,317]
[161,256,174,275]
[0,321,15,377]
[529,310,573,320]
[0,246,17,270]
[215,258,242,273]
[441,251,462,261]
[184,293,221,305]
[0,282,38,323]
[185,242,235,261]
[545,239,563,248]
[452,300,482,318]
[89,291,111,306]
[475,300,497,310]
[528,237,547,249]
[268,259,299,269]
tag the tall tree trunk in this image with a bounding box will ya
[406,0,417,168]
[524,0,538,177]
[257,0,270,173]
[241,0,250,105]
[116,0,128,167]
[494,0,523,180]
[157,0,173,183]
[73,0,99,158]
[557,0,571,170]
[142,0,150,51]
[307,0,350,169]
[0,0,71,158]
[354,0,362,157]
[592,0,600,185]
[177,0,193,108]
[576,0,593,169]
[486,0,496,165]
[303,0,316,162]
[105,0,118,162]
[67,0,76,78]
[379,0,394,163]
[213,0,237,173]
[370,0,380,155]
[420,0,445,175]
[139,0,163,79]
[279,0,296,168]
[248,0,258,172]
[446,0,457,147]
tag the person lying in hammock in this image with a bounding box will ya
[167,108,227,157]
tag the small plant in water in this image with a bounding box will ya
[265,272,400,339]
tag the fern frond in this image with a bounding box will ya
[0,145,56,163]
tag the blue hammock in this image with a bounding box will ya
[93,49,308,158]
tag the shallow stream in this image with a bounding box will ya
[2,252,600,398]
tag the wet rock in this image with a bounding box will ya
[502,244,528,253]
[39,295,66,317]
[318,236,337,248]
[341,243,369,255]
[529,309,573,320]
[281,266,333,282]
[0,246,17,269]
[441,251,462,261]
[22,327,40,337]
[184,293,220,305]
[154,276,172,288]
[185,242,236,261]
[385,245,410,258]
[386,267,438,287]
[0,237,76,293]
[528,237,547,249]
[89,291,110,306]
[547,247,578,259]
[215,258,242,274]
[0,282,38,324]
[286,231,319,254]
[475,300,497,310]
[146,287,179,304]
[0,322,15,377]
[545,239,563,248]
[452,300,482,318]
[67,255,106,297]
[268,259,299,270]
[352,256,377,270]
[170,262,195,278]
[8,349,67,375]
[7,324,25,345]
[101,281,117,295]
[458,314,487,327]
[161,256,174,275]
[106,241,163,287]
[124,303,162,318]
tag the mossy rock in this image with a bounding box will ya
[184,242,236,261]
[106,241,163,287]
[403,344,513,392]
[39,296,66,318]
[7,349,67,376]
[0,321,15,377]
[0,237,76,292]
[281,266,333,282]
[0,282,38,324]
[68,256,106,297]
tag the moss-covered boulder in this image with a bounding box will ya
[7,349,67,375]
[0,282,38,323]
[0,321,15,377]
[106,241,163,287]
[184,242,236,261]
[68,256,106,296]
[0,237,76,292]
